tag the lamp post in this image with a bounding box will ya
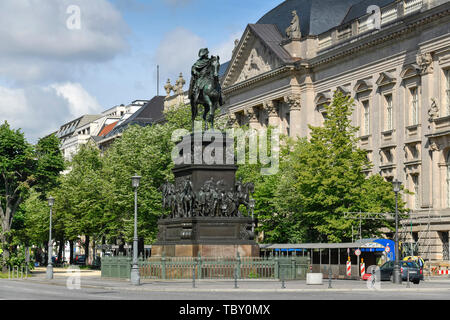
[249,199,255,234]
[130,175,141,286]
[392,179,402,284]
[46,196,55,280]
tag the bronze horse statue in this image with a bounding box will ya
[189,55,223,131]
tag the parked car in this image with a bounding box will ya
[51,256,57,264]
[74,255,86,265]
[379,260,423,284]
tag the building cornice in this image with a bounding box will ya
[306,3,450,69]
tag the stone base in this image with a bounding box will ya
[151,244,260,257]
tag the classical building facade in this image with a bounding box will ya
[218,0,450,261]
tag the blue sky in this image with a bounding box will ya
[0,0,282,142]
[88,0,282,105]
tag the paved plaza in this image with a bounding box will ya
[1,267,450,300]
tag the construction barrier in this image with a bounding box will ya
[438,269,449,275]
[346,259,351,277]
[360,258,365,278]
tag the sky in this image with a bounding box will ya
[0,0,282,143]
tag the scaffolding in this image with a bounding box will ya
[344,211,413,255]
[398,208,448,262]
[343,210,436,260]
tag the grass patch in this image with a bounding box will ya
[0,272,32,279]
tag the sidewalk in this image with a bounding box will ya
[21,268,450,293]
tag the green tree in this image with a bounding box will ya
[0,122,36,271]
[101,124,175,244]
[53,143,105,263]
[275,91,402,243]
[34,134,66,198]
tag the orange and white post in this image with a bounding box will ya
[360,258,365,278]
[346,257,351,277]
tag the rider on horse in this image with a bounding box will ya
[190,48,211,104]
[189,48,224,130]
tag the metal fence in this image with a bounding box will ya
[101,254,309,281]
[7,265,29,280]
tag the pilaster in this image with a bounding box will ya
[284,94,302,138]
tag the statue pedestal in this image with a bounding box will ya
[153,217,258,257]
[153,131,259,258]
[151,244,260,258]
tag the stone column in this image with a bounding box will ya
[246,107,260,130]
[264,100,279,128]
[284,94,302,138]
[227,111,239,129]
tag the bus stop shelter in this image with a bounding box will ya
[259,239,394,279]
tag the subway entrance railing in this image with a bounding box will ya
[101,254,309,281]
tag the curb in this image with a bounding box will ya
[15,279,450,294]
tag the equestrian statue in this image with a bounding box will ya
[189,48,224,131]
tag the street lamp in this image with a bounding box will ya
[249,199,255,234]
[131,175,141,286]
[392,179,402,284]
[47,196,55,280]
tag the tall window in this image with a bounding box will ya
[385,94,393,131]
[412,174,420,210]
[410,87,419,125]
[446,69,450,116]
[362,100,370,135]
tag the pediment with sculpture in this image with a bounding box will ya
[223,29,283,87]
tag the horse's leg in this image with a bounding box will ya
[203,94,213,131]
[210,99,217,130]
[191,103,197,132]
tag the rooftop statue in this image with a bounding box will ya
[189,48,224,131]
[286,10,301,39]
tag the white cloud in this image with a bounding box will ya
[155,27,206,74]
[212,31,243,63]
[0,0,129,84]
[50,83,102,118]
[0,83,102,143]
[155,27,207,84]
[155,27,242,89]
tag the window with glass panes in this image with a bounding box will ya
[410,87,419,125]
[362,100,370,135]
[412,174,420,210]
[385,94,393,130]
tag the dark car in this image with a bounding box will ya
[51,256,65,266]
[379,260,423,284]
[74,255,86,265]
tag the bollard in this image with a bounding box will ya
[328,267,332,289]
[192,266,196,288]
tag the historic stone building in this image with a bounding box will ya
[212,0,450,261]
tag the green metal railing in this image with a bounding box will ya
[101,254,309,281]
